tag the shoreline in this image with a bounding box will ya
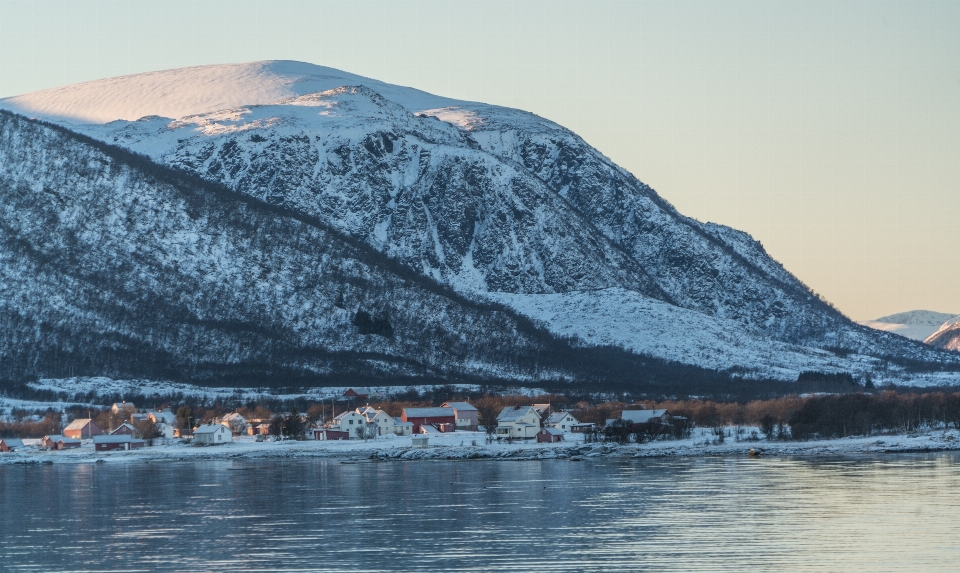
[3,428,960,466]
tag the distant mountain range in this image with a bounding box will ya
[1,61,958,387]
[859,310,959,342]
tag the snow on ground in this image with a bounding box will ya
[487,288,960,385]
[2,377,545,416]
[2,427,959,467]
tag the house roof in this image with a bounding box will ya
[621,409,669,423]
[194,424,228,434]
[545,412,578,424]
[94,434,137,444]
[334,411,360,421]
[64,418,97,431]
[403,407,454,418]
[222,413,245,422]
[541,427,565,436]
[148,410,176,424]
[111,423,136,434]
[441,402,477,411]
[44,435,80,444]
[1,438,24,447]
[497,406,538,422]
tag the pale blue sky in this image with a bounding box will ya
[1,0,957,320]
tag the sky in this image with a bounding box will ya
[0,0,957,321]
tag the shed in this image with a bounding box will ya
[0,438,24,452]
[621,409,672,425]
[537,427,565,443]
[193,424,232,445]
[411,435,429,448]
[94,435,145,451]
[63,418,104,440]
[314,429,349,441]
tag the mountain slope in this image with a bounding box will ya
[0,110,614,384]
[3,61,958,382]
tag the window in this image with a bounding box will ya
[349,419,354,425]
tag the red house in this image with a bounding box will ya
[536,428,564,443]
[63,418,103,440]
[41,435,81,450]
[94,435,145,451]
[314,429,349,441]
[401,407,456,433]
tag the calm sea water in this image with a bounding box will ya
[1,454,959,572]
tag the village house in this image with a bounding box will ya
[0,438,24,452]
[537,427,565,443]
[358,407,400,436]
[495,406,542,439]
[402,407,456,433]
[193,424,232,445]
[544,411,580,433]
[441,402,479,431]
[221,413,248,435]
[331,410,371,439]
[147,409,176,439]
[63,418,104,440]
[94,435,145,452]
[248,423,271,436]
[621,409,672,425]
[111,402,136,416]
[110,422,137,436]
[41,435,81,450]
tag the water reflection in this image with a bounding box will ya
[2,455,959,572]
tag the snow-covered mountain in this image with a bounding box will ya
[860,310,959,341]
[2,61,959,385]
[926,316,960,352]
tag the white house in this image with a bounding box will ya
[331,410,371,439]
[544,411,580,433]
[148,410,176,425]
[194,424,232,445]
[495,406,542,439]
[621,409,672,425]
[359,407,402,436]
[393,418,413,436]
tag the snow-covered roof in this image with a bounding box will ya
[393,419,413,426]
[194,424,228,434]
[111,422,136,434]
[442,402,477,411]
[222,413,245,422]
[1,438,24,447]
[334,411,360,421]
[541,427,564,436]
[497,406,538,422]
[545,412,578,424]
[44,435,80,443]
[94,434,137,444]
[621,409,669,423]
[64,418,97,431]
[148,411,176,424]
[403,407,454,418]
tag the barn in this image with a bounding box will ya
[401,407,456,433]
[63,418,104,440]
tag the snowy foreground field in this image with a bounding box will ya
[4,428,960,466]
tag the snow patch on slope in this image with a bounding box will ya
[860,310,958,341]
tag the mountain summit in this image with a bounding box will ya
[2,61,958,385]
